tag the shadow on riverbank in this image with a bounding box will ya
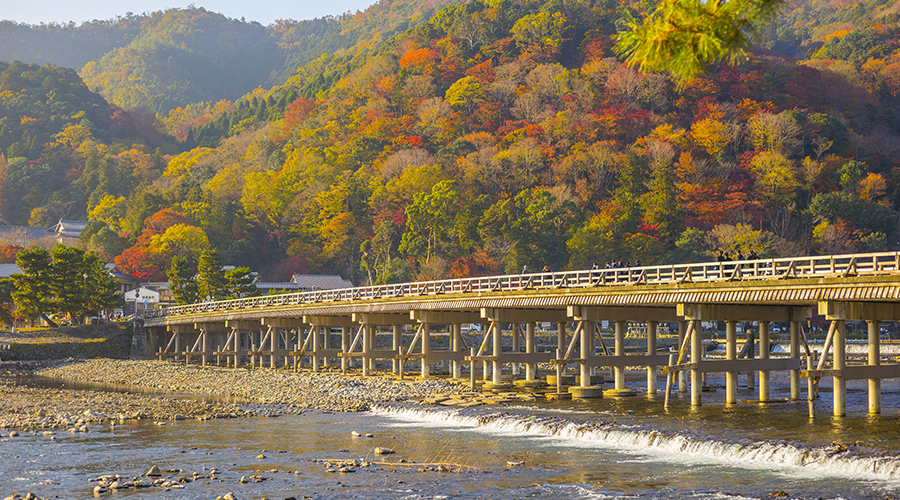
[0,323,133,361]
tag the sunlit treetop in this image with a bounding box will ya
[613,0,785,84]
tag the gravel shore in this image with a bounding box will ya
[0,359,467,431]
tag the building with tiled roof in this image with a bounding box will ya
[290,274,353,291]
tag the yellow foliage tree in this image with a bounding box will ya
[691,117,730,158]
[88,195,128,233]
[749,150,798,205]
[148,223,209,263]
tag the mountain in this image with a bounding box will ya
[0,0,464,114]
[1,0,899,288]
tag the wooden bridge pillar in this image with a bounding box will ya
[647,321,658,394]
[491,320,502,384]
[746,326,755,390]
[614,321,625,390]
[680,304,811,406]
[191,322,227,366]
[569,306,676,396]
[341,326,350,372]
[691,319,702,406]
[759,321,770,402]
[408,311,477,379]
[304,315,354,372]
[677,320,688,393]
[818,301,900,416]
[525,322,536,381]
[725,320,737,405]
[868,320,881,414]
[451,323,462,379]
[834,319,846,416]
[225,319,263,368]
[260,318,305,370]
[512,323,521,376]
[581,320,594,388]
[394,324,403,375]
[790,321,800,401]
[421,322,432,378]
[160,324,198,363]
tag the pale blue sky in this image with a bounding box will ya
[2,0,379,26]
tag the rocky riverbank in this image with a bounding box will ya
[0,358,467,432]
[36,359,467,411]
[0,380,255,431]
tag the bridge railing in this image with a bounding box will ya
[144,251,900,320]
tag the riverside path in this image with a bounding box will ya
[141,251,900,417]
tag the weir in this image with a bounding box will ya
[142,251,900,417]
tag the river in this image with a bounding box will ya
[1,371,900,499]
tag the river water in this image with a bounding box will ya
[2,371,900,499]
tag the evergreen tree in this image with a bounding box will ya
[167,256,200,305]
[198,249,228,301]
[11,245,120,325]
[50,245,89,322]
[82,251,121,319]
[11,248,56,326]
[224,266,258,299]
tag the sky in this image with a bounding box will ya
[2,0,380,26]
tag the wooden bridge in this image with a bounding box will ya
[141,251,900,416]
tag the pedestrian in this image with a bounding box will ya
[521,265,529,274]
[748,250,759,260]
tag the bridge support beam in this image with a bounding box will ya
[192,322,227,367]
[525,322,536,381]
[647,321,658,394]
[834,320,846,417]
[569,306,678,394]
[581,321,594,388]
[818,300,900,416]
[868,320,881,414]
[725,321,737,404]
[691,319,702,406]
[678,321,687,393]
[790,321,800,401]
[394,324,403,376]
[614,321,625,390]
[679,303,812,406]
[304,315,355,372]
[451,323,462,379]
[261,318,305,369]
[759,321,770,402]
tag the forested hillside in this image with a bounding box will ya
[2,0,900,293]
[0,0,462,114]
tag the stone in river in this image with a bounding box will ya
[145,465,162,477]
[373,447,395,455]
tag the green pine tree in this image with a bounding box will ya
[168,256,200,305]
[11,247,56,326]
[198,249,228,301]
